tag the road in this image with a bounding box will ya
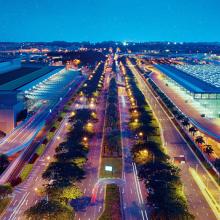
[74,63,109,220]
[1,115,70,220]
[117,66,149,220]
[128,61,220,220]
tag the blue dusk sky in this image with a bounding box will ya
[0,0,219,42]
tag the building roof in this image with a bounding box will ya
[155,64,220,94]
[0,66,57,91]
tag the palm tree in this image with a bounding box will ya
[195,136,205,146]
[204,145,214,156]
[182,118,190,128]
[177,114,185,121]
[188,126,198,136]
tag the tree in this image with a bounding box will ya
[42,161,85,187]
[204,145,214,156]
[46,185,82,205]
[214,158,220,172]
[189,126,198,136]
[25,199,74,220]
[181,118,190,128]
[195,136,205,145]
[0,154,9,174]
[0,184,12,199]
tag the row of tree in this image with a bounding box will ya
[122,62,194,220]
[25,62,106,219]
[81,62,105,98]
[103,76,121,157]
[148,79,215,160]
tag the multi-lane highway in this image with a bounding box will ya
[128,61,220,220]
[0,76,86,219]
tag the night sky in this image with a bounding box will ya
[0,0,220,42]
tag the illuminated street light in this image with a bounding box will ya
[134,118,139,123]
[139,132,143,137]
[83,137,88,142]
[91,112,96,117]
[46,156,51,161]
[71,111,76,116]
[87,122,93,127]
[90,103,95,108]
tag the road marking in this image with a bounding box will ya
[8,192,30,220]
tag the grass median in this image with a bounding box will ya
[99,184,122,220]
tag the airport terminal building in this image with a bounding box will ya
[155,64,220,118]
[0,59,60,133]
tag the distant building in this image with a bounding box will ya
[0,58,21,74]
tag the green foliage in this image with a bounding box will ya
[103,77,122,157]
[46,185,82,205]
[0,197,11,215]
[124,62,193,220]
[99,184,122,220]
[20,164,33,181]
[27,63,103,218]
[36,144,46,156]
[42,161,85,188]
[25,199,74,220]
[0,184,13,214]
[0,184,13,199]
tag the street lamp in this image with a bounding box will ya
[139,132,143,137]
[83,137,88,142]
[87,122,93,127]
[134,118,139,123]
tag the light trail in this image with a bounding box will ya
[189,167,220,220]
